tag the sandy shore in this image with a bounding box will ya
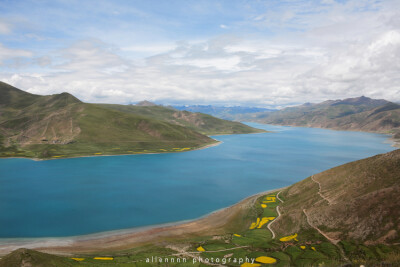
[0,188,284,256]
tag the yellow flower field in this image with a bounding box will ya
[263,196,276,203]
[279,233,298,242]
[93,257,113,260]
[255,256,277,264]
[257,217,275,228]
[71,258,84,261]
[249,217,260,229]
[197,246,205,252]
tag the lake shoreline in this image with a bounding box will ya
[0,124,395,256]
[0,187,285,256]
[0,128,270,161]
[0,139,223,162]
[250,122,400,148]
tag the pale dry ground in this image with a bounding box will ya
[0,188,283,256]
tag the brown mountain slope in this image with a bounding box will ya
[97,104,266,135]
[0,248,77,267]
[0,82,84,146]
[0,81,263,159]
[0,83,212,158]
[323,102,400,133]
[243,96,400,144]
[276,149,400,244]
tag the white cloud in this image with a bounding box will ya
[56,39,129,73]
[0,43,32,64]
[171,56,242,71]
[0,20,11,34]
[121,44,175,54]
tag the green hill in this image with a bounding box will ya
[242,96,400,145]
[98,103,264,135]
[0,248,78,267]
[0,82,263,159]
[277,149,400,243]
[243,96,400,143]
[173,105,275,120]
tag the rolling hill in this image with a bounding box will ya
[98,103,265,135]
[243,96,400,144]
[277,149,400,244]
[0,82,264,159]
[0,249,77,267]
[173,105,275,120]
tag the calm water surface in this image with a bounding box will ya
[0,123,395,238]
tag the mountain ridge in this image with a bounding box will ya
[239,96,400,145]
[0,82,264,159]
[173,105,276,120]
[277,149,400,244]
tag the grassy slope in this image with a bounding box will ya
[0,82,263,159]
[2,150,399,266]
[20,103,213,159]
[324,102,400,133]
[243,96,400,143]
[98,104,266,135]
[0,249,77,267]
[277,149,400,243]
[245,97,385,123]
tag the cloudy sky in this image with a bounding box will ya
[0,0,399,107]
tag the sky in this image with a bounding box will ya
[0,0,399,107]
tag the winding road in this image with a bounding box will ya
[267,190,284,239]
[276,190,284,203]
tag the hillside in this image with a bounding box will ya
[0,248,77,267]
[98,103,266,135]
[1,150,399,266]
[277,149,400,243]
[173,105,275,120]
[244,96,400,143]
[0,82,263,159]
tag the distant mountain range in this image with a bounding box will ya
[173,105,276,120]
[173,96,400,144]
[0,82,264,159]
[232,96,399,144]
[136,100,158,106]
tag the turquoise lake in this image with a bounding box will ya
[0,123,395,238]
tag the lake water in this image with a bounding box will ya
[0,123,395,238]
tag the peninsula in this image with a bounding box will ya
[0,82,264,159]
